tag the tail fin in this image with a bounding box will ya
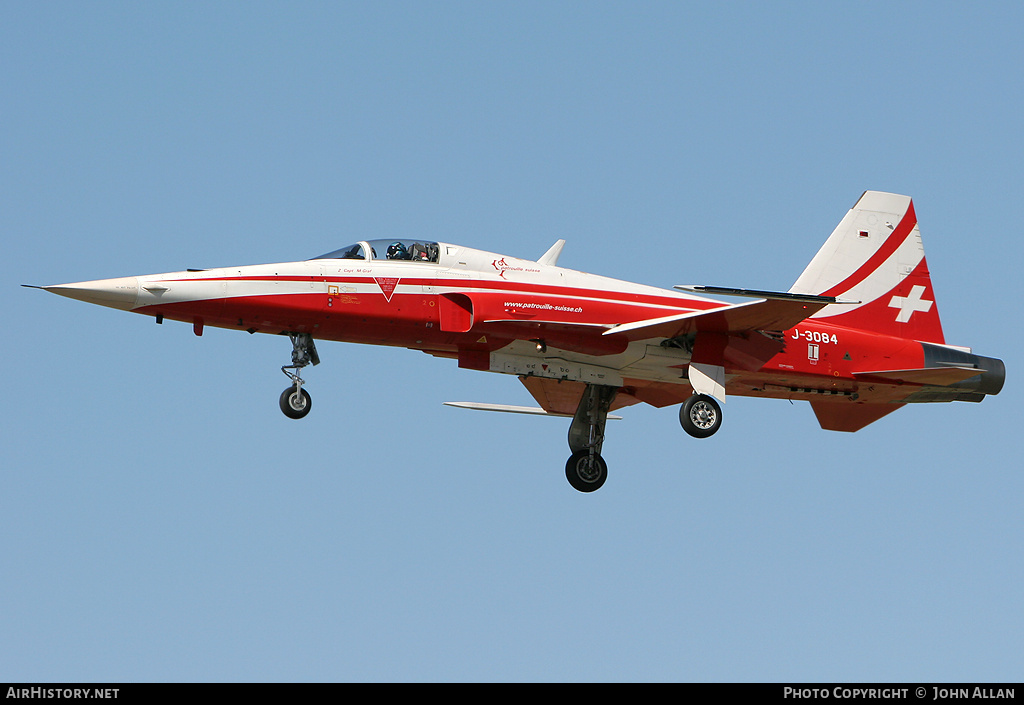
[789,191,945,344]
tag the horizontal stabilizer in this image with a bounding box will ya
[811,401,905,432]
[444,401,621,419]
[853,366,984,387]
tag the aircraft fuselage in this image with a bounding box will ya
[36,192,1006,491]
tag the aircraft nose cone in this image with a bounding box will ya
[43,276,140,310]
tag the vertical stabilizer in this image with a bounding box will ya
[790,191,945,344]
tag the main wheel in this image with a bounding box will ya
[565,450,608,493]
[279,385,312,419]
[679,394,722,438]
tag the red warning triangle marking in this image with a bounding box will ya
[374,277,400,302]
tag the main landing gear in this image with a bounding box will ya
[565,385,617,493]
[563,389,722,493]
[679,394,722,438]
[279,332,319,420]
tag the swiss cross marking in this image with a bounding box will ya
[888,284,932,322]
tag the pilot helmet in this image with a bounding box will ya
[386,242,407,259]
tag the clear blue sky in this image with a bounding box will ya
[2,2,1020,682]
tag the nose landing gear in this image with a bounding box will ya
[562,388,723,492]
[280,332,319,420]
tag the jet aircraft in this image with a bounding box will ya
[31,192,1004,491]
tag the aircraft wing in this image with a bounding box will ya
[603,291,838,342]
[518,376,642,416]
[457,287,840,350]
[443,401,623,420]
[599,288,855,396]
[443,377,637,420]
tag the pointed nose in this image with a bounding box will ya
[43,276,140,310]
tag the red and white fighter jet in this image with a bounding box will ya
[33,191,1004,491]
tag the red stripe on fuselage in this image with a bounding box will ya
[159,274,723,313]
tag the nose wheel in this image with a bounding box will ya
[279,332,319,420]
[280,385,312,419]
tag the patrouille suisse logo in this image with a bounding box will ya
[374,277,400,302]
[492,257,540,279]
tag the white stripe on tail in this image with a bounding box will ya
[789,191,945,344]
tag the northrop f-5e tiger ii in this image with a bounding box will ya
[31,192,1004,492]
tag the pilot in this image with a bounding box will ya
[386,242,409,260]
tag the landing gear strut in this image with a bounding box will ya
[280,332,319,420]
[565,384,617,492]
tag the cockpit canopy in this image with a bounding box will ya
[314,239,440,263]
